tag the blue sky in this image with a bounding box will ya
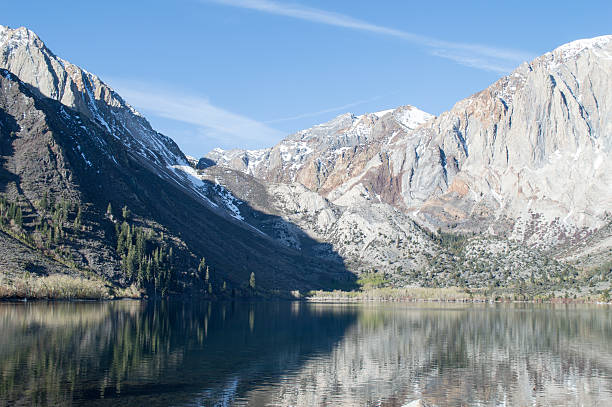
[4,1,612,157]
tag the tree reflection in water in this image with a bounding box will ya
[0,302,611,406]
[0,300,356,406]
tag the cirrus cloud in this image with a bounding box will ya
[205,0,535,73]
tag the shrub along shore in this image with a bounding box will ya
[304,286,612,304]
[0,273,139,300]
[2,272,610,303]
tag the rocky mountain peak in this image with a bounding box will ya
[0,25,188,171]
[205,104,433,190]
[552,35,612,60]
[0,25,43,50]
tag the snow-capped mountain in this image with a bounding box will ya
[1,23,610,292]
[389,35,612,242]
[205,105,433,191]
[208,35,612,234]
[0,25,230,212]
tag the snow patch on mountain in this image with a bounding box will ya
[213,178,244,221]
[204,105,433,189]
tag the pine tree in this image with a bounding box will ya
[208,283,213,295]
[222,281,227,292]
[122,205,130,220]
[145,258,152,283]
[73,205,82,229]
[198,257,206,276]
[8,202,16,220]
[117,222,130,254]
[40,192,48,211]
[125,245,137,279]
[249,272,256,290]
[15,207,22,228]
[135,229,145,260]
[137,260,144,284]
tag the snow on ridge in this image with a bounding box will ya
[372,109,394,118]
[552,35,612,60]
[167,165,218,208]
[393,106,434,130]
[554,35,612,52]
[0,26,35,49]
[214,178,244,221]
[1,25,181,169]
[206,147,271,175]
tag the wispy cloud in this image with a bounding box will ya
[109,80,284,152]
[265,94,392,124]
[205,0,535,73]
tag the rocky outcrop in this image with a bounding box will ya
[206,106,433,194]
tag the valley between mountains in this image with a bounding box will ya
[0,25,610,300]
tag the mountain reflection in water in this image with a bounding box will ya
[0,301,611,406]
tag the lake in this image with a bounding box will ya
[0,300,611,406]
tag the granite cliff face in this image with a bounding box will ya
[0,26,185,169]
[206,105,433,195]
[406,36,612,239]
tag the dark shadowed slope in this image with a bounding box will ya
[0,66,355,295]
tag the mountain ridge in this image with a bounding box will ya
[204,33,612,233]
[196,33,612,290]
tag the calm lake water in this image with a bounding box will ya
[0,301,611,406]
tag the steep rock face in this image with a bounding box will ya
[406,36,612,242]
[197,166,425,281]
[198,166,576,288]
[198,35,612,282]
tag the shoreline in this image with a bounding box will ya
[1,294,610,306]
[304,296,612,305]
[2,273,610,305]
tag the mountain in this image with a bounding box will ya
[200,36,612,291]
[0,25,354,297]
[1,24,610,298]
